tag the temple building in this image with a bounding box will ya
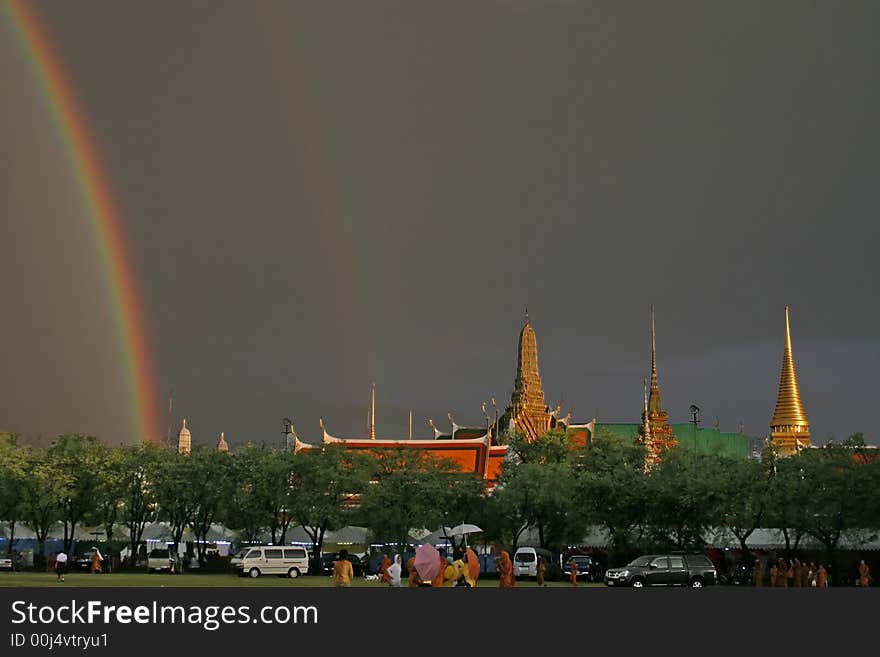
[292,394,507,489]
[177,418,191,455]
[769,305,811,456]
[216,431,229,452]
[637,306,677,465]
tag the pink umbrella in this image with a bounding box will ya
[414,543,442,583]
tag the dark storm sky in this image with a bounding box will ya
[2,1,879,448]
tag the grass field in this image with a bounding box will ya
[0,572,604,588]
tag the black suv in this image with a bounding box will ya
[604,553,717,588]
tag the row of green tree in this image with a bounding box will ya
[1,430,878,570]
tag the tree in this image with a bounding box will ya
[19,448,70,568]
[293,444,372,574]
[121,445,162,569]
[225,446,268,544]
[644,446,724,551]
[50,434,105,554]
[188,448,234,565]
[713,455,770,565]
[83,446,128,568]
[574,429,649,562]
[154,451,198,568]
[0,433,26,557]
[795,441,866,565]
[484,430,580,552]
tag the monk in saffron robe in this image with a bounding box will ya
[817,564,828,588]
[536,556,546,587]
[332,550,354,588]
[407,556,420,588]
[90,549,103,574]
[431,553,446,588]
[497,551,515,588]
[380,555,392,584]
[752,559,764,587]
[443,557,458,587]
[570,558,579,586]
[858,560,871,587]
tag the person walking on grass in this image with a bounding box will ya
[537,555,547,587]
[55,551,68,582]
[332,549,354,588]
[858,560,871,587]
[570,558,579,587]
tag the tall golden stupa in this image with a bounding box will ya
[770,305,811,456]
[639,306,677,465]
[508,311,554,442]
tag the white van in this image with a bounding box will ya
[230,546,309,578]
[513,546,553,579]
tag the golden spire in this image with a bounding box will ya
[771,305,810,431]
[648,305,662,414]
[370,382,376,440]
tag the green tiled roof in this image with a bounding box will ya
[592,422,749,459]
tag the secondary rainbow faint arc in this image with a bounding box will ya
[4,0,160,444]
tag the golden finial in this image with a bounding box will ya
[370,382,376,440]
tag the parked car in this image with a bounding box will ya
[513,546,556,579]
[231,546,309,578]
[564,555,601,582]
[604,553,717,588]
[146,548,174,573]
[0,556,13,572]
[321,552,368,577]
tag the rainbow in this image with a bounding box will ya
[255,4,377,401]
[3,0,160,443]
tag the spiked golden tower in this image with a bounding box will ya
[770,306,811,456]
[638,305,676,463]
[509,310,553,441]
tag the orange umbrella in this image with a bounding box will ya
[465,548,480,584]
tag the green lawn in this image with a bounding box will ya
[0,572,604,588]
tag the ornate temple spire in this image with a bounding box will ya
[177,418,191,455]
[370,382,376,440]
[770,306,811,455]
[639,306,676,461]
[508,311,552,441]
[216,431,229,452]
[648,304,662,414]
[512,311,546,415]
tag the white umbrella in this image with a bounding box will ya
[447,523,482,537]
[447,524,483,548]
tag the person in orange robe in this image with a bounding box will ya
[407,556,420,588]
[496,551,514,588]
[431,552,446,588]
[332,550,354,587]
[380,554,392,584]
[817,564,828,588]
[570,558,579,586]
[752,559,764,587]
[858,560,871,587]
[536,556,546,587]
[90,549,103,574]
